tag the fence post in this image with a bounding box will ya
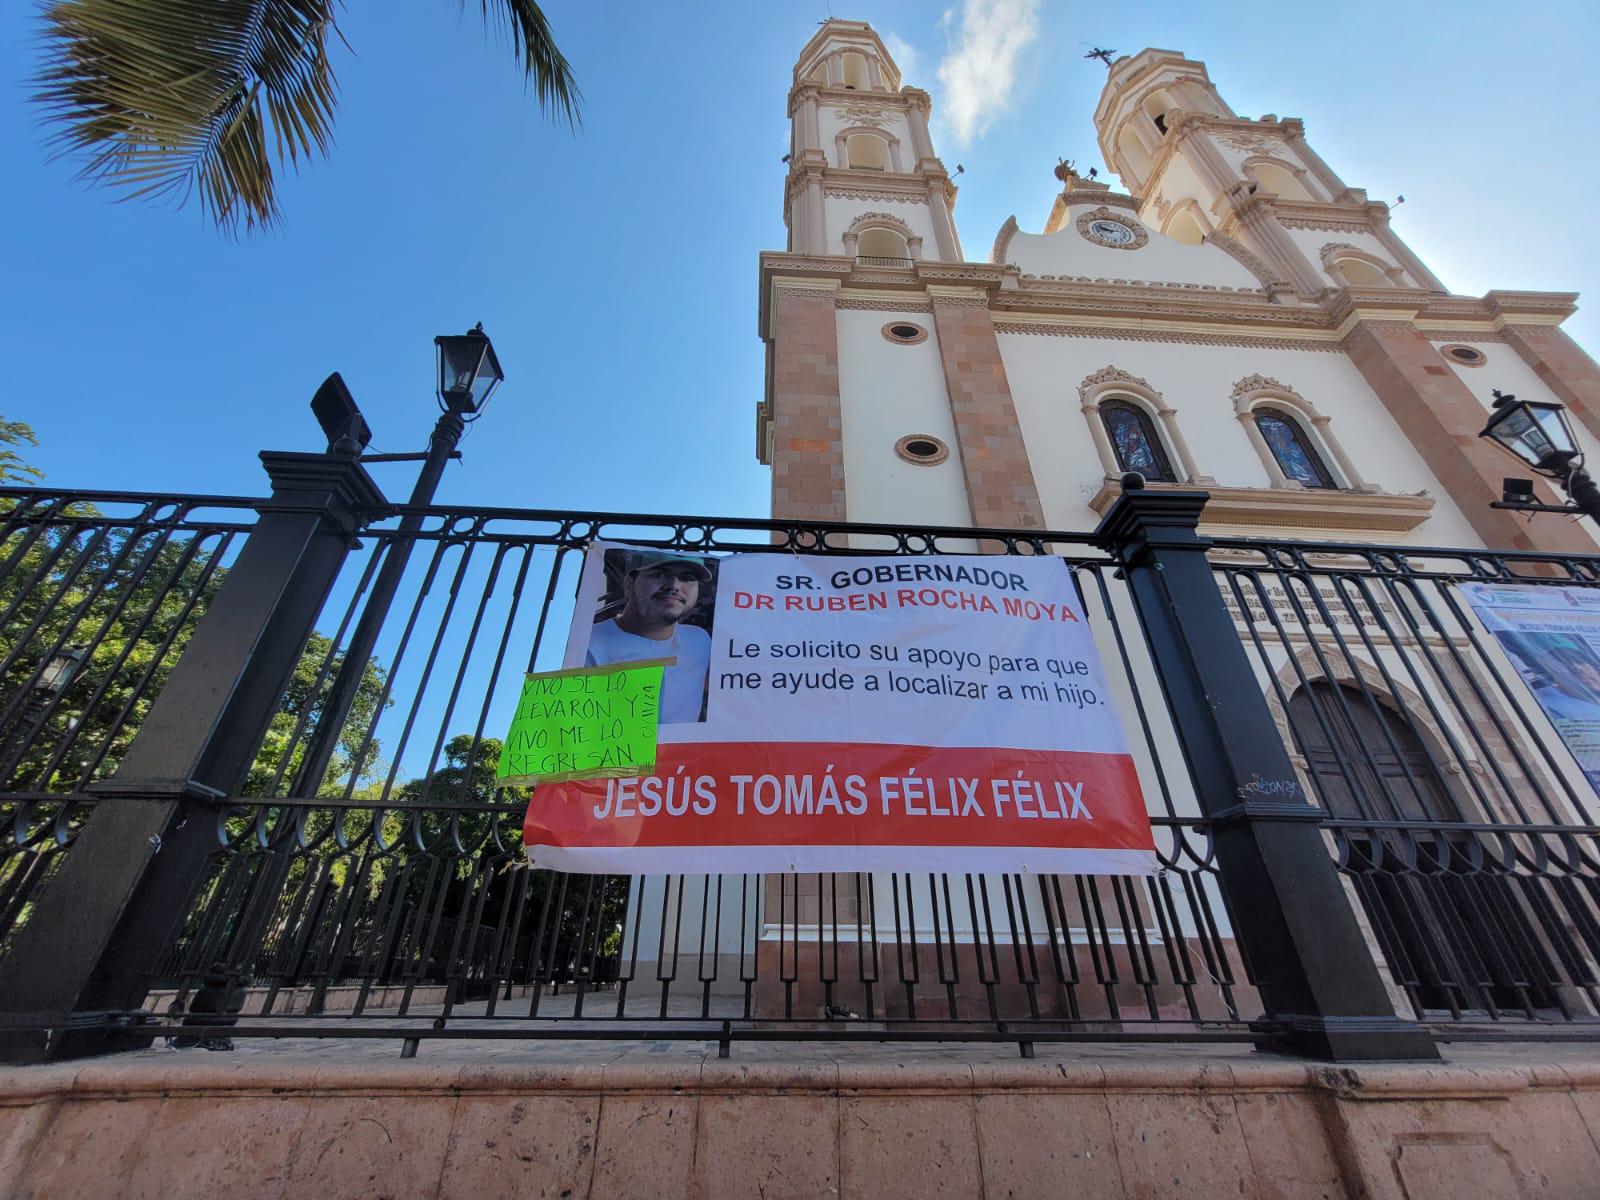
[1096,485,1438,1060]
[0,451,384,1063]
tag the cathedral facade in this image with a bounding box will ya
[758,21,1600,555]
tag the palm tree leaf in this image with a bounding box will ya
[34,0,341,234]
[473,0,581,127]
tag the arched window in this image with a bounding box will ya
[1164,209,1206,246]
[1254,407,1337,489]
[1117,125,1153,180]
[841,52,869,90]
[1246,161,1314,201]
[855,227,909,260]
[1141,89,1176,135]
[1333,257,1389,287]
[1100,400,1177,482]
[845,133,890,170]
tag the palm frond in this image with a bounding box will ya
[474,0,581,128]
[34,0,341,234]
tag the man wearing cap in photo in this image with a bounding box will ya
[586,551,714,723]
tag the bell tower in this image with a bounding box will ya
[784,20,962,262]
[1094,49,1444,300]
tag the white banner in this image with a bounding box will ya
[524,544,1157,875]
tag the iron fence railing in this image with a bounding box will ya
[0,490,260,948]
[1211,537,1600,1031]
[6,483,1600,1055]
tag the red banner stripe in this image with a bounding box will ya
[524,742,1154,852]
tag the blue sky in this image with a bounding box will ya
[2,0,1597,522]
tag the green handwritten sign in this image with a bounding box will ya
[496,661,666,785]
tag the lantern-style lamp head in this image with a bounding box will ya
[39,646,87,695]
[1481,390,1582,478]
[433,323,504,418]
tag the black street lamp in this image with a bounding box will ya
[435,322,505,416]
[0,646,87,779]
[1479,389,1600,521]
[291,324,505,798]
[37,646,88,697]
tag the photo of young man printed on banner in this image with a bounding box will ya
[567,546,718,725]
[1488,629,1600,787]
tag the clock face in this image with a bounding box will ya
[1088,219,1135,245]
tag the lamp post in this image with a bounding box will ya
[1479,389,1600,522]
[0,646,88,779]
[291,325,505,798]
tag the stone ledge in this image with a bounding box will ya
[5,1043,1600,1199]
[1089,478,1436,533]
[0,1042,1591,1102]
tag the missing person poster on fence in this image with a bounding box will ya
[1462,582,1600,793]
[519,542,1157,875]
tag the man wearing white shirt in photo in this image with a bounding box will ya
[585,551,714,724]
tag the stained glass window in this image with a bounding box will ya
[1255,408,1337,488]
[1100,401,1177,481]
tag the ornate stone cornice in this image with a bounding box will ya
[845,211,916,237]
[833,105,896,128]
[757,248,1580,349]
[836,296,933,312]
[1078,366,1161,404]
[1088,479,1435,533]
[1276,215,1373,232]
[824,186,929,205]
[916,263,1008,287]
[993,322,1349,352]
[1044,188,1140,234]
[1416,328,1508,343]
[1483,290,1580,321]
[900,87,932,116]
[1230,373,1306,405]
[788,85,907,116]
[1014,274,1263,296]
[1319,242,1363,268]
[991,215,1019,266]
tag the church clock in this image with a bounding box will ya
[1086,218,1137,246]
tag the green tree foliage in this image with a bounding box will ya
[247,632,390,798]
[0,514,388,795]
[0,421,43,485]
[34,0,580,235]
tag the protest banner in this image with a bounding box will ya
[496,661,666,785]
[1462,582,1600,794]
[522,543,1157,875]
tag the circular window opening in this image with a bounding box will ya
[895,433,950,465]
[881,320,929,345]
[1440,343,1487,367]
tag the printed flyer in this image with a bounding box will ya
[1461,582,1600,794]
[519,543,1157,875]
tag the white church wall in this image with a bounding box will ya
[996,333,1485,546]
[835,308,972,527]
[823,196,937,258]
[1147,157,1214,230]
[1007,206,1259,291]
[1438,339,1600,467]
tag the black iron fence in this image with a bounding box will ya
[2,471,1599,1061]
[1213,539,1600,1027]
